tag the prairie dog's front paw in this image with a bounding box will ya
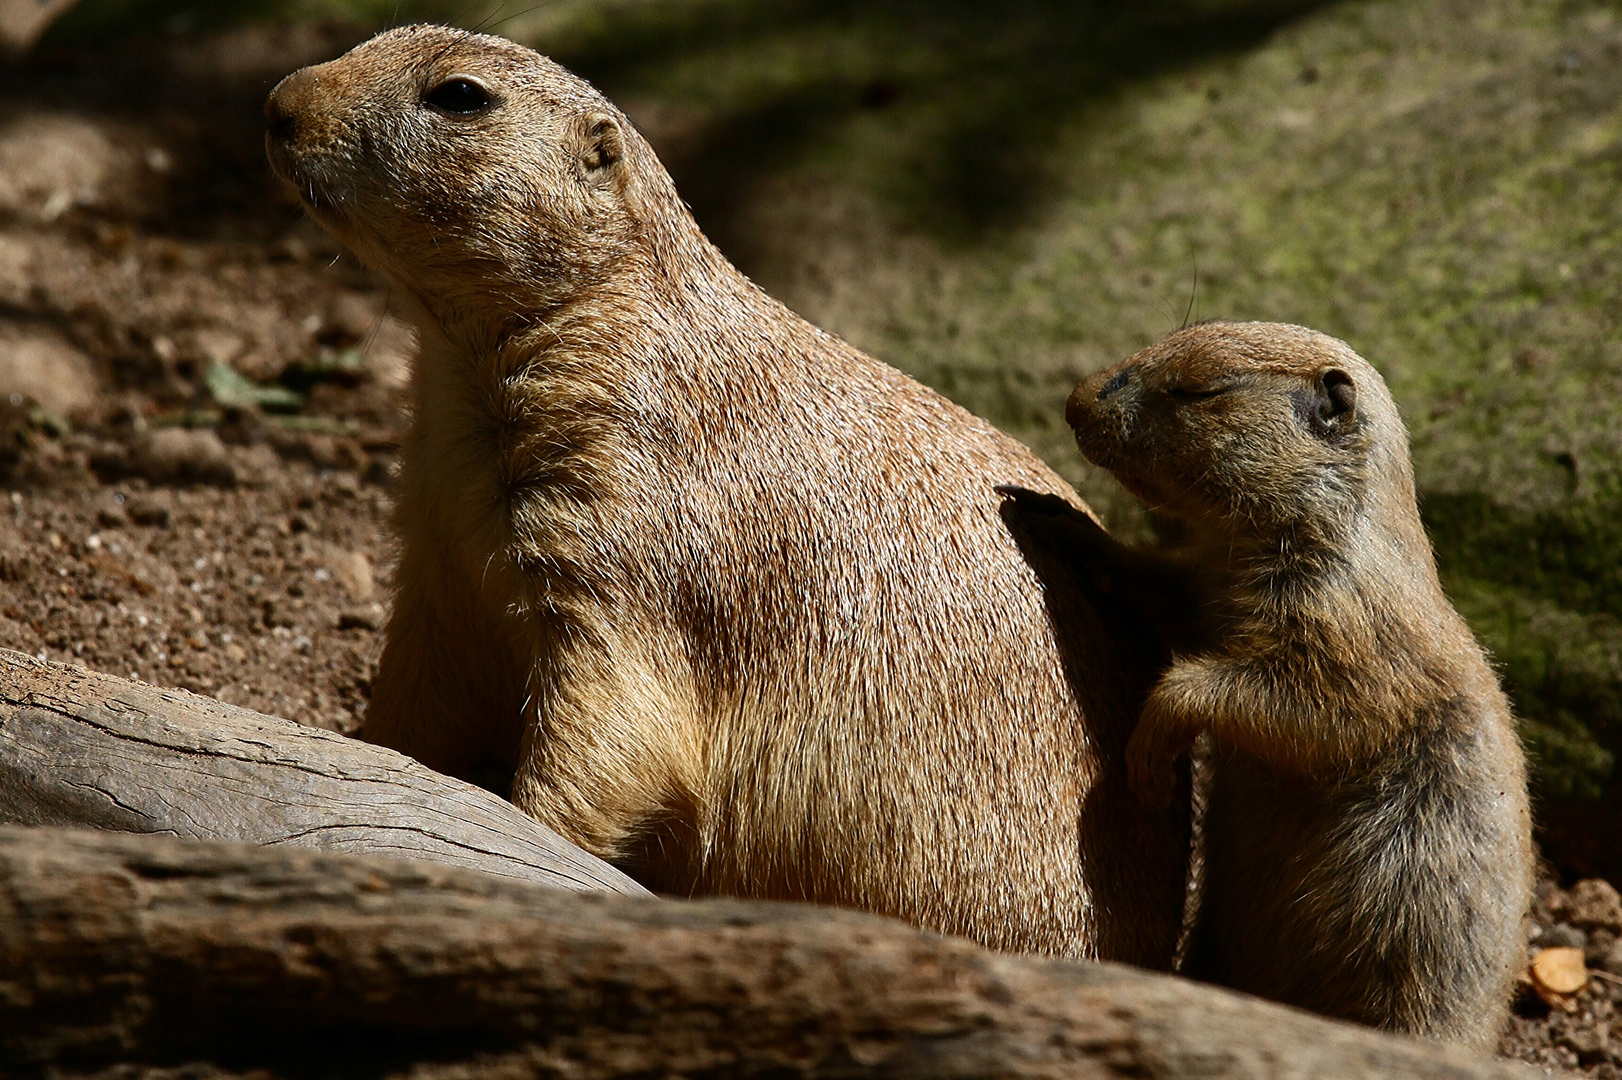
[996,486,1111,553]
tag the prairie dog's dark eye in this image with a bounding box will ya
[426,78,493,115]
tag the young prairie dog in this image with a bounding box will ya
[1015,322,1531,1044]
[263,26,1190,962]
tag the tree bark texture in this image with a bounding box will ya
[0,649,646,895]
[0,825,1534,1080]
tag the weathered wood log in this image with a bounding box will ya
[0,649,646,895]
[0,825,1534,1080]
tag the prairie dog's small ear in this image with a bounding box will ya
[1320,369,1355,422]
[578,112,624,175]
[1314,368,1355,438]
[1294,368,1357,440]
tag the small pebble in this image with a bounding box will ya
[130,428,236,486]
[1586,928,1617,966]
[1556,1021,1608,1061]
[332,550,374,602]
[1540,923,1588,950]
[125,494,171,528]
[1568,879,1622,934]
[1602,937,1622,978]
[337,603,386,631]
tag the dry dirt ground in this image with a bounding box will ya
[0,21,399,731]
[0,19,1615,1075]
[1514,878,1622,1073]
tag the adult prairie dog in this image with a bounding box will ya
[1019,321,1531,1043]
[263,25,1188,962]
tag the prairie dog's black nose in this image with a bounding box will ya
[1068,366,1131,429]
[266,68,321,144]
[1097,368,1132,400]
[1065,384,1086,429]
[265,94,298,142]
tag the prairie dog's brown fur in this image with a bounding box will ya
[263,26,1189,961]
[1028,322,1531,1042]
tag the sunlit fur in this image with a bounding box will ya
[1062,322,1532,1043]
[263,25,1190,962]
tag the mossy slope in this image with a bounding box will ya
[538,0,1622,800]
[56,0,1622,799]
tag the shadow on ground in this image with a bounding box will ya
[546,0,1337,246]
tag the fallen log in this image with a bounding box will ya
[0,649,645,895]
[0,825,1533,1080]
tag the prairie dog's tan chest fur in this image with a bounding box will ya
[1049,322,1531,1043]
[263,25,1189,962]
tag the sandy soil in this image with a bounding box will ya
[0,20,396,732]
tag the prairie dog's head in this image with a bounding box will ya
[1066,322,1414,541]
[265,26,670,329]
